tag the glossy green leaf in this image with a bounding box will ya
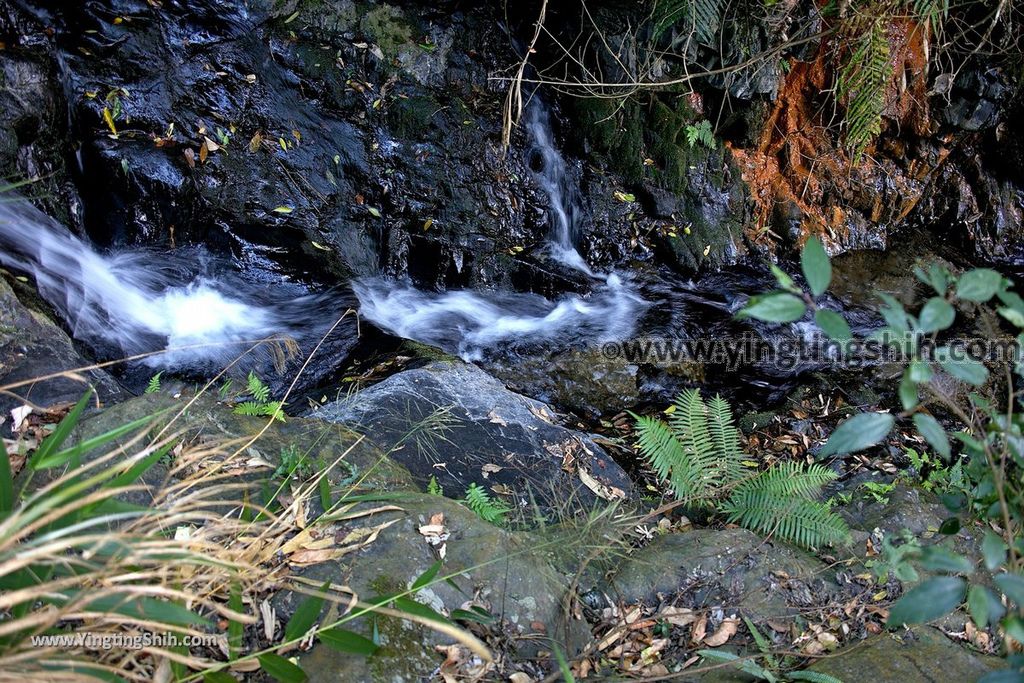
[284,582,328,642]
[919,298,955,334]
[912,413,950,459]
[738,292,807,323]
[318,628,378,656]
[967,585,1005,629]
[956,269,1002,302]
[818,412,895,459]
[994,572,1024,607]
[899,370,919,411]
[410,560,442,592]
[935,347,989,386]
[815,308,852,344]
[258,653,307,683]
[886,577,966,626]
[982,532,1008,572]
[918,545,972,574]
[801,236,832,296]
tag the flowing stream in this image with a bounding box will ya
[0,199,343,369]
[353,103,647,360]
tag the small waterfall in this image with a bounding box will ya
[0,198,342,369]
[353,101,645,359]
[525,103,594,276]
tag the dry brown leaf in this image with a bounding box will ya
[702,615,739,646]
[578,468,626,501]
[487,410,507,426]
[660,606,697,627]
[690,613,707,644]
[481,463,503,478]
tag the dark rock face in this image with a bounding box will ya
[308,360,633,513]
[0,0,561,293]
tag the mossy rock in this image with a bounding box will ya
[360,4,414,59]
[28,392,414,509]
[298,493,591,682]
[808,625,1002,682]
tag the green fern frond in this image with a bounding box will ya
[145,372,162,395]
[634,415,704,500]
[838,18,891,159]
[246,371,270,403]
[464,483,509,524]
[653,0,722,44]
[706,394,745,486]
[733,461,838,499]
[669,389,719,493]
[720,490,850,549]
[233,401,265,417]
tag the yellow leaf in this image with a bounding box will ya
[272,206,293,214]
[703,244,711,257]
[102,107,117,135]
[292,129,301,142]
[279,137,287,152]
[310,241,332,251]
[367,206,382,218]
[613,191,636,202]
[423,218,433,231]
[248,132,263,152]
[663,404,676,414]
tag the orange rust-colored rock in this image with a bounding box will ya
[729,18,943,252]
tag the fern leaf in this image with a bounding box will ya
[733,462,838,499]
[706,394,745,486]
[669,389,720,499]
[465,483,509,524]
[145,372,162,395]
[247,371,270,403]
[233,401,265,417]
[635,415,706,501]
[654,0,722,44]
[838,19,891,159]
[720,489,850,549]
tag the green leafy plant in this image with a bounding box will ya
[653,0,722,43]
[861,480,896,504]
[464,483,510,524]
[633,390,850,549]
[684,120,715,149]
[427,475,443,496]
[145,371,162,394]
[233,371,285,422]
[274,444,313,481]
[740,237,1024,680]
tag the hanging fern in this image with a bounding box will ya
[634,391,850,549]
[653,0,723,44]
[464,483,510,524]
[837,17,892,159]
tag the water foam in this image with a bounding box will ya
[0,198,334,368]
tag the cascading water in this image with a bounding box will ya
[0,198,344,369]
[353,102,646,359]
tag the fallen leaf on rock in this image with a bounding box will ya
[578,468,626,501]
[9,405,30,434]
[659,606,697,627]
[527,404,555,424]
[690,614,707,644]
[702,615,738,646]
[481,463,503,478]
[487,410,507,426]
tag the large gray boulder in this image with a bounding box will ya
[308,360,634,515]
